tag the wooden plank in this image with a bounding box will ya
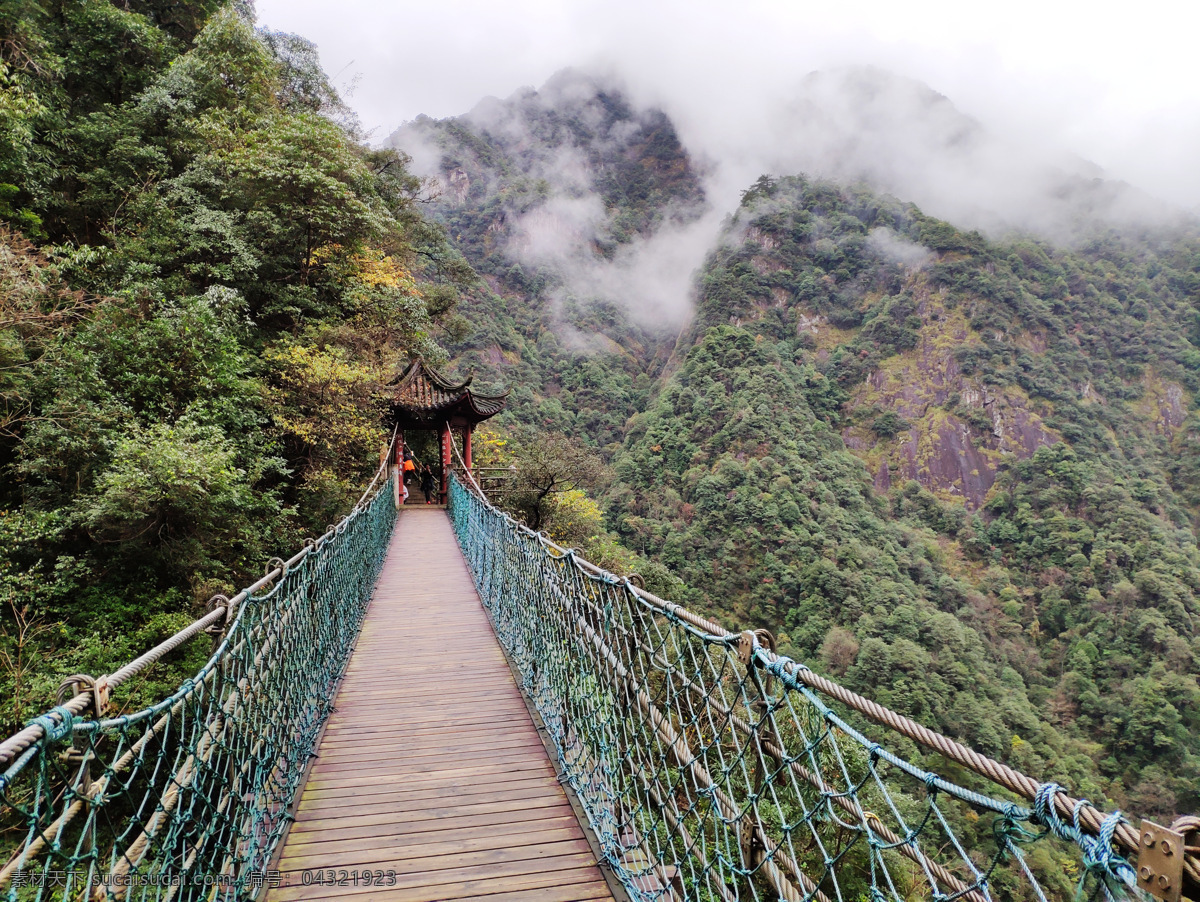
[284,813,587,858]
[275,839,595,890]
[305,745,548,774]
[266,510,612,901]
[291,786,571,825]
[295,771,560,803]
[274,830,585,868]
[313,719,536,745]
[278,821,587,864]
[282,868,615,902]
[466,883,615,902]
[316,710,533,733]
[311,733,543,760]
[268,853,600,901]
[286,802,577,844]
[300,757,555,791]
[295,775,561,809]
[307,734,542,762]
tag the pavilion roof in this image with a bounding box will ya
[383,359,508,427]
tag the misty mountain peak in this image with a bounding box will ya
[387,69,709,327]
[389,69,702,216]
[764,65,1176,240]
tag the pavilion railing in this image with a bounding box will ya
[0,461,397,901]
[447,468,1198,902]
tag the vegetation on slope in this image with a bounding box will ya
[389,71,706,451]
[610,175,1200,816]
[0,2,473,729]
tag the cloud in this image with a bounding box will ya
[738,67,1178,240]
[548,209,724,328]
[389,71,719,331]
[254,0,1200,215]
[261,0,1200,336]
[509,193,607,265]
[867,227,931,269]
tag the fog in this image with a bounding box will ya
[390,71,722,327]
[254,0,1200,328]
[255,0,1200,212]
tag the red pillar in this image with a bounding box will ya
[440,424,452,504]
[463,427,473,471]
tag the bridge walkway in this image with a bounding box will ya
[267,508,614,901]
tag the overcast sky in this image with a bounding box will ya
[254,0,1200,209]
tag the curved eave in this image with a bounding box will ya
[465,391,510,419]
[387,360,473,395]
[386,392,507,428]
[382,359,508,427]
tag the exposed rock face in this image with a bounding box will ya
[447,168,470,205]
[1138,372,1187,434]
[843,300,1057,507]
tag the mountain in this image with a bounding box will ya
[390,70,1200,818]
[386,69,708,449]
[760,67,1179,240]
[612,174,1200,816]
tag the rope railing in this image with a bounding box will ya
[446,466,1199,902]
[0,452,398,901]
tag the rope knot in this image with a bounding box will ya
[27,705,76,743]
[1034,783,1136,889]
[1033,783,1068,835]
[1002,802,1024,820]
[1080,809,1135,886]
[923,771,940,796]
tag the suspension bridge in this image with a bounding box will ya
[1,449,1197,901]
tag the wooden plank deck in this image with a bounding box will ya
[268,508,614,901]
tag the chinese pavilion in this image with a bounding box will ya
[382,359,508,503]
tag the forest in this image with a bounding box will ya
[398,87,1200,819]
[1,0,1197,837]
[0,0,474,720]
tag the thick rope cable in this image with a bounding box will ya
[446,461,1198,902]
[0,431,398,900]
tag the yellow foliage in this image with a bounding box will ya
[470,427,512,468]
[310,244,421,294]
[545,489,603,548]
[263,343,379,472]
[352,249,420,293]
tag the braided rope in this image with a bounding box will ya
[0,452,398,900]
[447,468,1191,902]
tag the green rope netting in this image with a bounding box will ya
[0,473,396,901]
[447,473,1146,902]
[0,462,1162,902]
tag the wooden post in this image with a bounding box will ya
[440,424,452,505]
[463,427,473,471]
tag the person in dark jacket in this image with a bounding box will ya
[420,466,436,504]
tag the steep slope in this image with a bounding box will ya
[385,72,1200,816]
[386,70,707,448]
[612,175,1200,816]
[0,4,472,729]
